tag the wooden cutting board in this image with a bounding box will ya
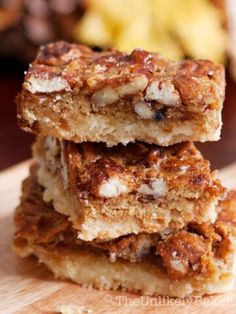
[1,160,236,314]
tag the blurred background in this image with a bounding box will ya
[0,0,236,170]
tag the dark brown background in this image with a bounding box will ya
[0,60,235,171]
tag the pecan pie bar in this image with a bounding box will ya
[17,41,225,146]
[33,137,225,241]
[13,166,236,297]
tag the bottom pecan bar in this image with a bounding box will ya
[13,166,236,297]
[33,137,225,241]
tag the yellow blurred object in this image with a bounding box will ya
[170,0,226,63]
[76,10,113,47]
[74,0,227,63]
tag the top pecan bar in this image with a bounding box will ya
[17,41,225,146]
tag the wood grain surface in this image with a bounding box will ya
[1,160,236,314]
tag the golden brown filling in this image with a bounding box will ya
[14,166,235,281]
[21,41,225,114]
[35,137,224,201]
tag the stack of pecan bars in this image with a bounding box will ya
[13,41,236,297]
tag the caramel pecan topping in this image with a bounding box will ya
[42,137,225,200]
[156,231,208,280]
[23,41,225,118]
[87,158,131,198]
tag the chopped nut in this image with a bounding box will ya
[23,109,37,123]
[25,75,71,93]
[134,101,155,119]
[98,177,129,198]
[145,80,180,106]
[170,259,186,273]
[157,231,206,280]
[109,252,117,263]
[192,264,199,271]
[138,179,167,198]
[92,75,148,105]
[118,75,148,95]
[179,165,190,173]
[91,87,119,106]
